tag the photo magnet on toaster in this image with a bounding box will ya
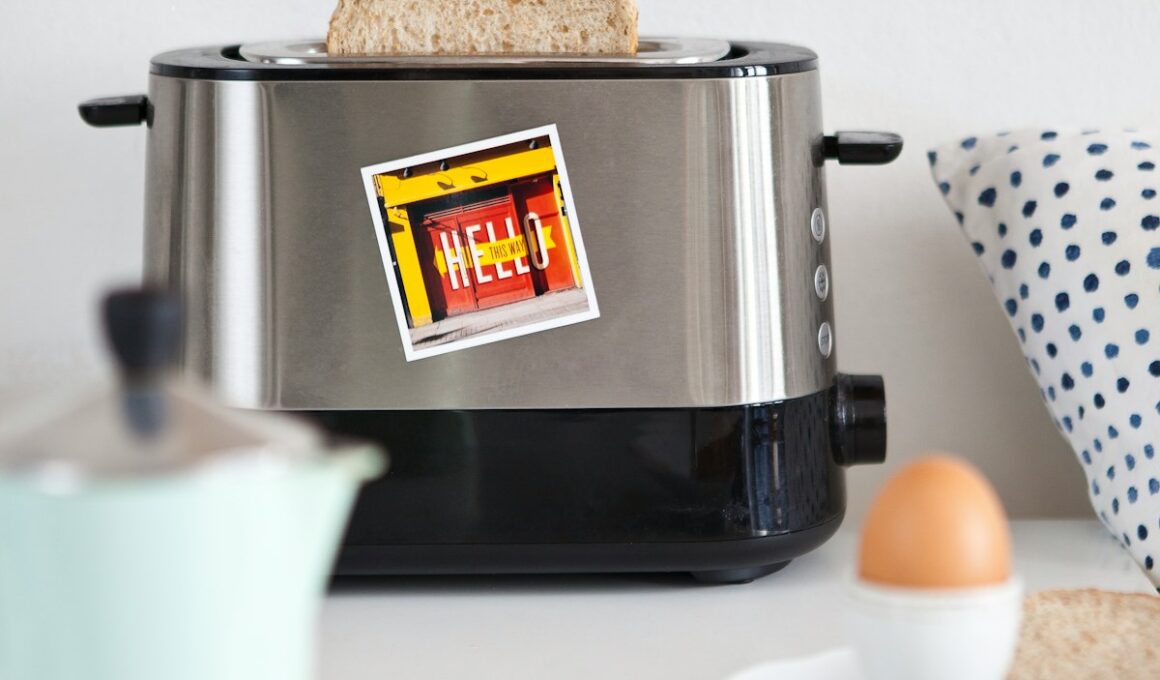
[362,125,600,361]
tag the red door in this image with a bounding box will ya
[421,213,477,319]
[456,196,537,310]
[511,178,578,293]
[418,195,538,320]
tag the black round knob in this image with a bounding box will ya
[831,373,888,467]
[102,288,183,382]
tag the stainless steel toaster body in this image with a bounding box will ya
[141,43,838,411]
[82,41,901,582]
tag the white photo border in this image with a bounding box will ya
[361,124,600,362]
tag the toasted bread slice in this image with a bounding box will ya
[327,0,639,56]
[1008,589,1160,680]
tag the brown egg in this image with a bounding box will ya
[859,454,1011,588]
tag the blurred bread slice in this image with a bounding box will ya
[1008,589,1160,680]
[327,0,639,56]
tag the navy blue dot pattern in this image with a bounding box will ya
[929,129,1160,586]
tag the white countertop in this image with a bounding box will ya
[318,520,1152,680]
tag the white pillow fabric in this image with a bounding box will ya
[930,129,1160,588]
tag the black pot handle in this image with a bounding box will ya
[823,131,903,165]
[79,95,150,127]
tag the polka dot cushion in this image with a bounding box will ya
[929,129,1160,588]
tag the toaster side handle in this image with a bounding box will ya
[823,131,903,165]
[78,95,150,127]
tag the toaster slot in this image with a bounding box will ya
[236,37,732,66]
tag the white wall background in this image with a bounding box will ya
[4,0,1159,519]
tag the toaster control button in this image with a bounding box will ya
[814,265,830,301]
[818,322,833,358]
[810,208,826,243]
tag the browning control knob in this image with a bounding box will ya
[832,373,887,467]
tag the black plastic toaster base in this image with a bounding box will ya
[303,382,879,583]
[333,520,837,585]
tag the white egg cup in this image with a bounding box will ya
[846,575,1023,680]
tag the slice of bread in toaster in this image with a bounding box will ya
[1007,589,1160,680]
[326,0,639,56]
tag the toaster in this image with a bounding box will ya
[82,37,901,583]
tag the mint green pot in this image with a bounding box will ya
[0,446,382,680]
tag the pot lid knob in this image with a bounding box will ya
[103,288,182,384]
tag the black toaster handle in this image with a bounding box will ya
[78,95,150,127]
[823,131,903,165]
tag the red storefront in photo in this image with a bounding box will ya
[409,173,579,322]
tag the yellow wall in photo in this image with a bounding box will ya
[553,173,583,289]
[375,146,558,209]
[384,206,433,327]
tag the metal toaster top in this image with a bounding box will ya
[149,38,819,81]
[238,37,733,66]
